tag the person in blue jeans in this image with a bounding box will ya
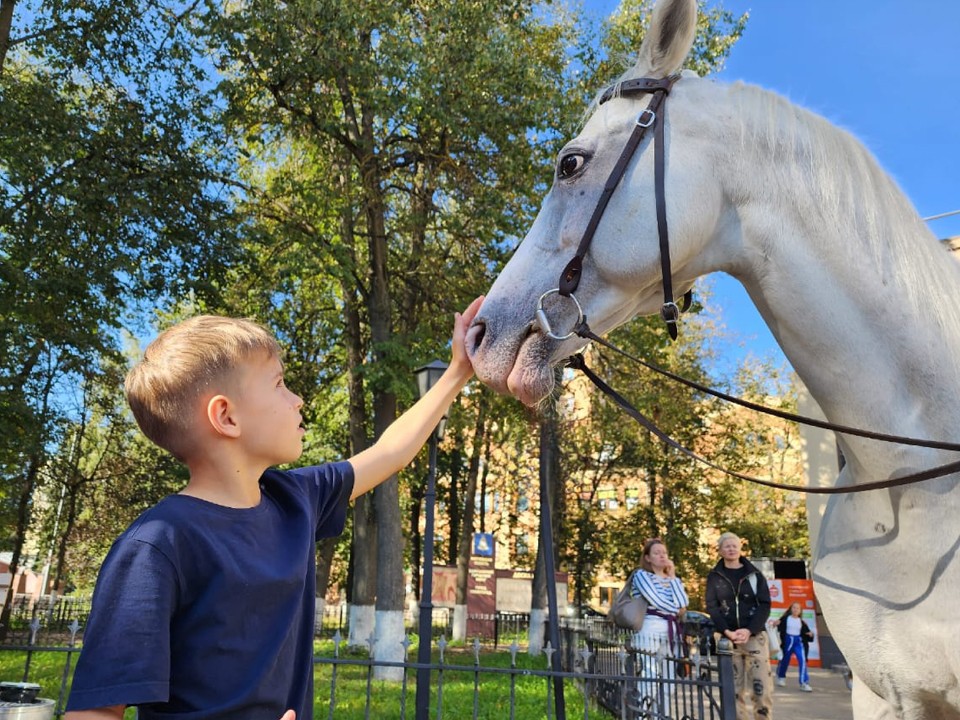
[774,602,815,692]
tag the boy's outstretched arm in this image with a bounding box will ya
[348,297,483,499]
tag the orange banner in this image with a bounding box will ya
[766,579,821,668]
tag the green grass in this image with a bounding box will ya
[0,642,593,720]
[313,641,590,719]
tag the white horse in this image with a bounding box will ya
[466,0,960,718]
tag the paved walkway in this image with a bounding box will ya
[771,667,852,720]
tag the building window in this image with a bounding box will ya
[597,488,618,511]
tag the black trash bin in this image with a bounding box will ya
[0,683,54,720]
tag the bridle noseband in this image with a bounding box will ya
[536,73,691,342]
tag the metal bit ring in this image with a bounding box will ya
[535,288,585,341]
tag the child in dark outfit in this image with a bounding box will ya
[65,298,483,720]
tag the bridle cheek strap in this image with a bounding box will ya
[558,74,684,338]
[653,83,679,339]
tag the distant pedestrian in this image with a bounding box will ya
[705,532,773,720]
[774,602,815,692]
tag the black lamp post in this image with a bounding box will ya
[413,360,448,720]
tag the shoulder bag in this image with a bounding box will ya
[610,572,648,631]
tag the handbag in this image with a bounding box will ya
[609,572,648,631]
[766,622,782,659]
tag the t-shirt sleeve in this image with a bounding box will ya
[291,461,355,540]
[67,533,178,711]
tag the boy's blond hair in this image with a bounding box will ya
[125,315,281,461]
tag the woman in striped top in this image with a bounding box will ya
[631,538,689,713]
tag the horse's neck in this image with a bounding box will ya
[717,87,960,475]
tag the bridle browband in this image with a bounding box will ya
[536,73,691,343]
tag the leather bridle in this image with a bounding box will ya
[535,73,691,343]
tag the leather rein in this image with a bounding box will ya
[535,74,960,495]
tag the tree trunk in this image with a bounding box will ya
[50,485,77,599]
[446,447,462,564]
[453,401,487,641]
[408,476,424,601]
[362,148,405,679]
[478,451,489,534]
[0,0,16,75]
[0,453,40,640]
[529,397,563,656]
[338,188,378,648]
[372,403,404,681]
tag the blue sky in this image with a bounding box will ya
[583,0,960,376]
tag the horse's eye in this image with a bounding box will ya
[557,154,585,180]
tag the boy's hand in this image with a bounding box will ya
[450,296,484,379]
[279,711,295,720]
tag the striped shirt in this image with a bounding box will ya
[632,569,689,614]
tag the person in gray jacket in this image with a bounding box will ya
[705,532,773,720]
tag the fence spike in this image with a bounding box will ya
[543,641,555,668]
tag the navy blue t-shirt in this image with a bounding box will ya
[67,462,354,719]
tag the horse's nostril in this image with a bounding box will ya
[467,322,486,354]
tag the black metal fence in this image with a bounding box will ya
[1,594,92,639]
[0,598,735,720]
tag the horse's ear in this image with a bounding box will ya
[633,0,697,78]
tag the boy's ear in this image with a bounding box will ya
[206,395,241,438]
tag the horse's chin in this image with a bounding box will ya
[503,332,577,406]
[469,323,563,406]
[506,361,556,407]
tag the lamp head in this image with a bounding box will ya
[414,360,448,399]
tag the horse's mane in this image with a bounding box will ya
[726,80,960,339]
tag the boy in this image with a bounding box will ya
[65,297,484,720]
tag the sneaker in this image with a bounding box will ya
[775,678,785,687]
[800,683,813,692]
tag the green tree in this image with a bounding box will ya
[0,0,239,632]
[707,357,809,561]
